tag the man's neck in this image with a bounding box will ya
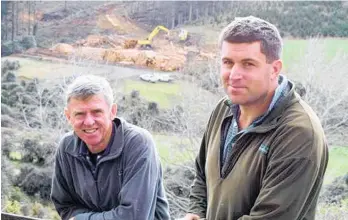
[238,90,275,130]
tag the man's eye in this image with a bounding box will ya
[244,62,254,67]
[223,60,233,65]
[93,110,104,115]
[74,113,83,117]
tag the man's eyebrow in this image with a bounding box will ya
[221,57,233,61]
[73,111,85,115]
[241,58,259,63]
[92,108,104,112]
[221,57,260,62]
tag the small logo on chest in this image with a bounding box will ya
[259,144,269,154]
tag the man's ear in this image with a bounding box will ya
[111,104,117,119]
[271,59,282,80]
[64,108,71,122]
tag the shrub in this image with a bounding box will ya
[16,166,53,200]
[4,200,21,214]
[20,204,31,216]
[32,202,46,218]
[21,35,37,50]
[1,114,15,128]
[1,40,24,56]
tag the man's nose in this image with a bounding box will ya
[229,65,242,80]
[83,114,95,126]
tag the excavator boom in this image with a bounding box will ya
[147,25,169,41]
[137,25,170,48]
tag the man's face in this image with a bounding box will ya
[64,94,117,153]
[220,41,281,106]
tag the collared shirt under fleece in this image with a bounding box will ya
[222,75,290,164]
[189,77,329,220]
[51,118,170,220]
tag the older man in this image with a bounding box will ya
[51,75,170,220]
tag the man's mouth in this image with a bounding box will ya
[83,128,97,134]
[230,84,245,89]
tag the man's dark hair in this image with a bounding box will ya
[218,16,283,63]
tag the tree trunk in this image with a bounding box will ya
[171,5,176,29]
[212,1,216,15]
[12,2,15,42]
[188,1,193,22]
[205,3,209,17]
[178,13,182,26]
[5,8,8,40]
[195,8,199,21]
[28,1,31,35]
[16,1,19,36]
[2,1,8,40]
[32,1,36,35]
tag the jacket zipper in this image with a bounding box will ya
[83,155,101,209]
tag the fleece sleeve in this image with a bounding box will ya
[51,147,91,220]
[188,132,208,218]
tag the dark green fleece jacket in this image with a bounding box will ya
[189,80,328,220]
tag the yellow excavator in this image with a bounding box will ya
[124,25,189,49]
[137,25,170,49]
[104,15,189,49]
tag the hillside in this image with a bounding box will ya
[2,1,348,73]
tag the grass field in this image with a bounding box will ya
[324,146,348,185]
[282,38,348,71]
[153,134,198,166]
[1,57,148,80]
[2,57,72,79]
[123,79,182,109]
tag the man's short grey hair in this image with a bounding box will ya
[66,75,114,106]
[218,16,283,63]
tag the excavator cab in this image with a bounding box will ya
[178,29,188,41]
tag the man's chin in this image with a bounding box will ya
[82,138,102,150]
[227,94,247,104]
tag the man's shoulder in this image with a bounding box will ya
[121,119,155,150]
[209,96,231,121]
[58,131,75,152]
[274,99,327,154]
[281,98,324,135]
[118,119,159,161]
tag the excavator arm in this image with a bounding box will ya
[124,25,188,49]
[147,25,169,41]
